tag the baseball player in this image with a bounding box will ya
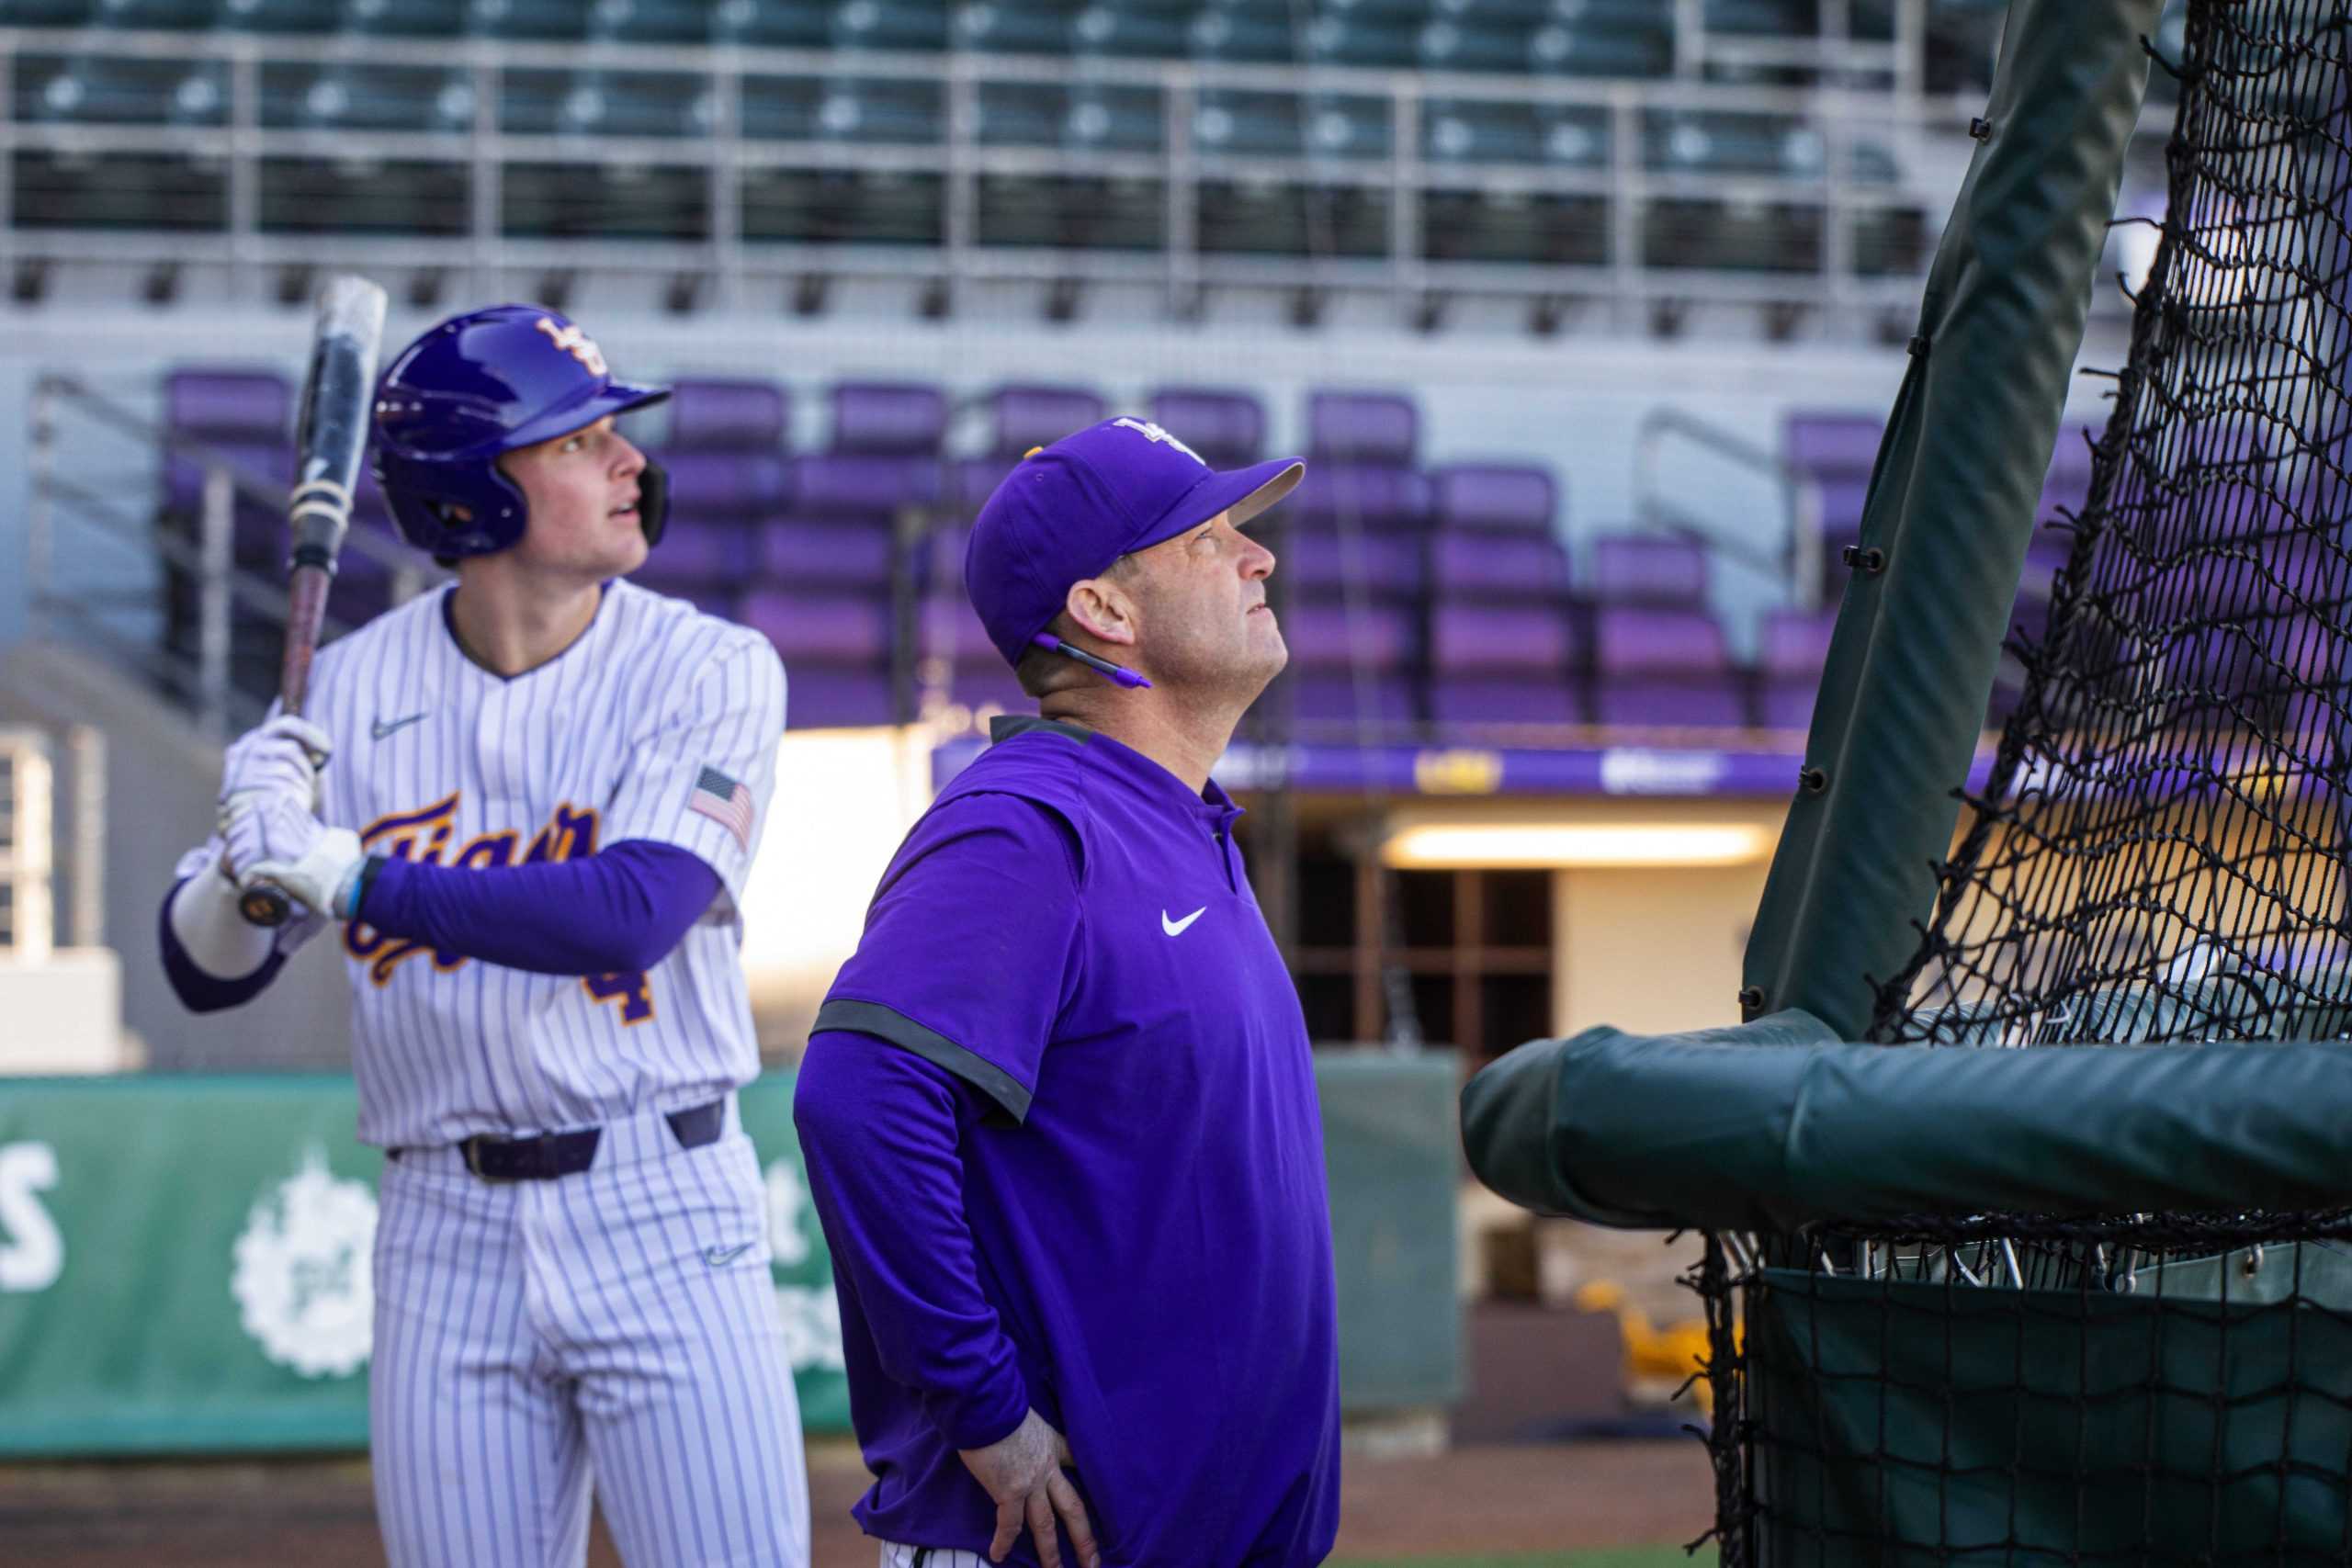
[793,418,1341,1568]
[157,305,810,1568]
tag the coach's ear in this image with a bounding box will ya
[1064,575,1139,649]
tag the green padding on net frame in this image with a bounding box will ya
[1747,1270,2352,1564]
[0,1055,1458,1458]
[1460,1014,2352,1233]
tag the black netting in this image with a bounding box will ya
[1702,1220,2352,1567]
[1695,6,2352,1562]
[1876,0,2352,1049]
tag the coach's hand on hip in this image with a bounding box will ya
[959,1408,1100,1568]
[232,797,370,920]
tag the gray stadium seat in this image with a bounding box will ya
[977,175,1165,251]
[90,0,221,26]
[18,55,229,126]
[589,0,714,42]
[260,159,469,234]
[469,0,592,39]
[713,0,830,46]
[501,71,711,139]
[740,169,944,245]
[1189,8,1301,64]
[258,64,473,132]
[1421,191,1608,266]
[15,152,226,229]
[957,2,1079,53]
[833,1,952,51]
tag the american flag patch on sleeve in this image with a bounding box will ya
[689,765,755,851]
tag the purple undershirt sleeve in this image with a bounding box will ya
[793,1028,1032,1451]
[157,875,288,1013]
[356,839,722,976]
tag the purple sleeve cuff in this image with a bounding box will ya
[358,840,721,976]
[794,1029,1031,1450]
[157,876,286,1013]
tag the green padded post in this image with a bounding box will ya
[1741,0,2165,1038]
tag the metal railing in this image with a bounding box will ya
[0,729,55,961]
[1633,404,1815,608]
[0,14,1995,326]
[27,372,446,740]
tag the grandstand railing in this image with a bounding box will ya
[0,24,1988,323]
[0,729,55,962]
[26,373,444,740]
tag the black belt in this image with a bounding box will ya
[398,1098,726,1182]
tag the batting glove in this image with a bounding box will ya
[232,797,372,921]
[219,715,334,827]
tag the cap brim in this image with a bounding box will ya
[506,378,673,451]
[1128,457,1306,555]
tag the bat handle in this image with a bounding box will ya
[239,880,295,929]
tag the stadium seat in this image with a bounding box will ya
[660,453,790,520]
[1756,607,1837,729]
[1189,8,1302,65]
[1194,181,1392,258]
[259,64,474,133]
[586,0,715,42]
[1527,23,1670,77]
[957,1,1079,53]
[1148,388,1266,467]
[663,378,789,454]
[1590,533,1709,607]
[740,169,945,246]
[1262,670,1422,733]
[977,84,1164,152]
[21,56,228,126]
[830,382,949,457]
[501,163,706,241]
[343,0,471,34]
[739,77,945,145]
[788,454,940,517]
[833,1,952,51]
[1421,190,1611,266]
[13,151,227,230]
[1418,19,1539,72]
[976,175,1165,251]
[759,519,896,592]
[1073,6,1191,59]
[1307,390,1419,467]
[1264,596,1425,736]
[259,160,469,235]
[1590,605,1748,728]
[89,0,221,26]
[1429,602,1584,728]
[1430,530,1571,601]
[1273,530,1427,601]
[1432,465,1557,533]
[1288,467,1434,531]
[499,71,711,139]
[989,386,1109,457]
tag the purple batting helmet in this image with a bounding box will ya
[370,304,672,558]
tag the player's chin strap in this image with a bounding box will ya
[637,458,671,549]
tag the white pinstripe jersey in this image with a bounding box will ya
[299,579,786,1150]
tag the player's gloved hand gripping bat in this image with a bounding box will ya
[238,276,389,928]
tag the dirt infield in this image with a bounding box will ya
[0,1435,1712,1565]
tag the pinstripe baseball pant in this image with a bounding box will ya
[370,1099,810,1567]
[877,1543,988,1568]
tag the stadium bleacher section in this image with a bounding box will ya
[152,361,1909,739]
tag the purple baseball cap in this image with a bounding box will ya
[964,416,1305,669]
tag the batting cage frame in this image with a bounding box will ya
[1463,0,2352,1562]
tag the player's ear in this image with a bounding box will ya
[1065,576,1139,649]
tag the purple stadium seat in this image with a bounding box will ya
[1811,474,1872,535]
[788,453,941,516]
[661,451,789,519]
[1784,413,1883,478]
[1430,678,1586,728]
[1285,466,1433,530]
[785,666,897,729]
[1149,388,1265,467]
[1306,390,1418,466]
[921,591,999,665]
[1757,608,1837,729]
[1591,605,1747,728]
[739,590,890,663]
[830,382,949,456]
[1431,465,1557,533]
[665,378,787,451]
[1276,529,1426,600]
[1590,533,1708,606]
[947,666,1031,718]
[1262,671,1421,731]
[1430,530,1570,602]
[166,368,290,440]
[760,518,895,590]
[954,457,1016,515]
[1276,600,1419,671]
[644,517,745,582]
[1430,602,1575,674]
[991,386,1108,457]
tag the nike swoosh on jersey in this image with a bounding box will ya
[1161,907,1207,937]
[371,712,429,741]
[702,1241,758,1268]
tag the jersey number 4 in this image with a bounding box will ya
[583,971,655,1025]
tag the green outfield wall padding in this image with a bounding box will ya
[0,1055,1454,1458]
[1749,1271,2352,1565]
[1459,1020,2352,1234]
[1741,0,2165,1039]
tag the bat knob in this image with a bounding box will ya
[239,882,293,929]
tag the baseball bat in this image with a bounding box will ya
[238,275,390,928]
